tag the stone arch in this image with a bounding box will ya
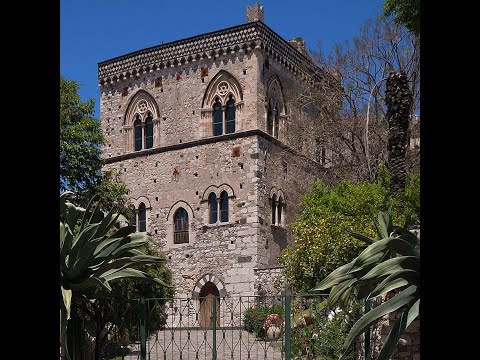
[192,274,227,298]
[201,183,235,201]
[201,70,243,108]
[266,75,286,115]
[130,196,152,209]
[124,90,160,125]
[166,200,195,221]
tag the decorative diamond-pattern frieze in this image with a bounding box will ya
[98,22,316,84]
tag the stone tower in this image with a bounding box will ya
[98,4,334,307]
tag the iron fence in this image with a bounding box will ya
[66,294,356,360]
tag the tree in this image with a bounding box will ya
[312,209,420,360]
[60,191,171,359]
[385,72,413,196]
[279,169,419,292]
[60,75,104,193]
[383,0,420,36]
[293,16,419,183]
[77,243,174,359]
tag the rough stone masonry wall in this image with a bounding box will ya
[254,266,285,297]
[103,135,261,299]
[99,51,260,158]
[256,136,328,267]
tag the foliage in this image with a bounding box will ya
[383,0,420,36]
[305,16,419,182]
[313,209,420,360]
[289,297,360,360]
[280,170,419,292]
[77,243,174,357]
[60,75,104,193]
[76,169,132,218]
[60,191,170,359]
[243,304,283,339]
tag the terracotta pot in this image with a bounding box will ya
[266,326,282,341]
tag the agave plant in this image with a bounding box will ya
[60,191,169,359]
[312,208,420,360]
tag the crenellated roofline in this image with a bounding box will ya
[98,21,324,85]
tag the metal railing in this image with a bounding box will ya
[66,294,356,360]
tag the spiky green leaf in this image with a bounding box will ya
[340,285,417,358]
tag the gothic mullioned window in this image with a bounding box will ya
[270,189,285,227]
[211,84,236,136]
[174,208,189,244]
[208,191,229,223]
[202,70,243,137]
[266,76,286,140]
[124,91,160,152]
[130,197,151,233]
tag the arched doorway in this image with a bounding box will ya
[199,281,220,328]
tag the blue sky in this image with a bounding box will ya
[61,0,384,117]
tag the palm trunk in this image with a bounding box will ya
[385,72,413,197]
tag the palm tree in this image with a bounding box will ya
[385,72,413,197]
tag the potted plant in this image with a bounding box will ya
[263,313,283,341]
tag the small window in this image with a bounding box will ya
[213,97,223,136]
[267,105,273,136]
[144,114,153,149]
[209,193,218,224]
[271,194,277,225]
[273,103,279,139]
[220,191,229,222]
[174,208,189,244]
[131,207,137,230]
[138,202,146,232]
[225,95,236,134]
[277,196,283,225]
[134,116,142,151]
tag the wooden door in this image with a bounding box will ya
[199,294,220,328]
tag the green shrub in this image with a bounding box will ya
[243,304,283,339]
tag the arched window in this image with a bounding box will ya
[213,97,223,136]
[144,114,153,149]
[273,102,279,138]
[138,202,146,232]
[267,104,273,136]
[225,95,236,134]
[208,193,218,224]
[271,194,277,225]
[174,208,189,244]
[277,196,283,225]
[134,116,142,151]
[220,191,229,222]
[131,207,137,230]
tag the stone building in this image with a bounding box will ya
[98,3,335,326]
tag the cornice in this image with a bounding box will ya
[98,22,322,86]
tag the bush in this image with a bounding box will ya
[290,299,360,360]
[243,304,283,339]
[280,169,420,292]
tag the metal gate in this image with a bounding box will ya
[69,294,356,360]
